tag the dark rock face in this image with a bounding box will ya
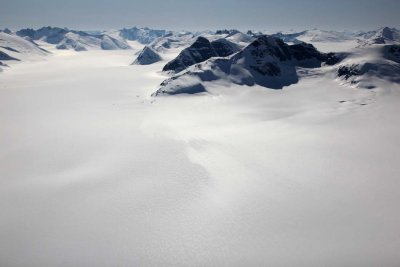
[250,62,281,76]
[290,43,323,61]
[0,51,19,61]
[2,28,12,34]
[232,36,336,69]
[162,37,240,73]
[15,28,36,39]
[338,65,361,80]
[154,35,339,95]
[215,29,230,35]
[215,29,240,35]
[384,45,400,63]
[210,38,240,57]
[372,37,386,44]
[324,53,341,65]
[244,37,292,61]
[0,46,20,53]
[381,27,395,41]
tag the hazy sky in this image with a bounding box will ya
[1,0,399,31]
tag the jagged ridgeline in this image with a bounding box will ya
[162,37,241,73]
[14,26,168,51]
[153,35,340,96]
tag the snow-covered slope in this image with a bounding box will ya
[155,36,339,95]
[337,44,400,88]
[271,29,355,44]
[0,31,48,71]
[1,44,400,267]
[297,29,355,43]
[132,46,162,65]
[16,26,69,44]
[16,27,131,51]
[54,32,99,51]
[2,24,400,266]
[148,32,195,53]
[226,31,256,48]
[331,28,400,88]
[162,36,241,73]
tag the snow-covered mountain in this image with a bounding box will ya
[226,31,256,47]
[162,36,241,73]
[270,31,305,43]
[0,31,48,71]
[16,27,131,51]
[147,32,195,53]
[357,27,400,46]
[271,29,356,44]
[144,30,252,55]
[154,36,339,95]
[337,44,400,87]
[132,46,162,65]
[197,29,254,45]
[297,29,355,43]
[16,26,69,43]
[119,27,168,44]
[4,25,400,89]
[0,28,12,34]
[330,27,400,87]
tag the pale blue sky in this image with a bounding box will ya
[1,0,399,31]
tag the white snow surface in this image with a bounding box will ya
[1,41,400,267]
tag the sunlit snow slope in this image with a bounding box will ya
[0,42,400,267]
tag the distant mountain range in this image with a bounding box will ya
[149,27,400,96]
[0,29,48,70]
[1,26,399,90]
[15,27,131,51]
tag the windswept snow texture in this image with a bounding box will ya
[132,46,162,65]
[1,27,400,267]
[155,36,339,95]
[162,36,240,73]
